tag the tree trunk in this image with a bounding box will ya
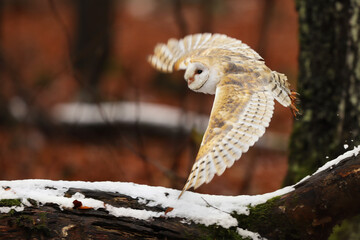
[286,1,360,238]
[72,0,113,102]
[1,152,360,240]
[285,0,360,185]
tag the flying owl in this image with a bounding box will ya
[148,33,298,198]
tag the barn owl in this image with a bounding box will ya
[148,33,298,198]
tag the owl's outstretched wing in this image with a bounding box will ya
[179,75,275,197]
[148,33,262,73]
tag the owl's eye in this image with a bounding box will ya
[196,69,203,74]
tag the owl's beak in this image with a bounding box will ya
[188,76,194,85]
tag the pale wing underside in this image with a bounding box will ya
[180,79,275,196]
[148,33,262,73]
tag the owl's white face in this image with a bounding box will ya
[184,62,219,94]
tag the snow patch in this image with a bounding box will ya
[0,179,294,230]
[237,227,266,240]
[0,205,24,214]
[52,101,209,132]
[72,192,85,199]
[1,147,358,237]
[297,145,360,185]
[314,145,360,175]
[106,204,161,219]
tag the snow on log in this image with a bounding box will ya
[1,146,360,240]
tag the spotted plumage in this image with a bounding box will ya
[148,33,298,198]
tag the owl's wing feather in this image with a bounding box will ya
[179,75,274,197]
[148,33,262,73]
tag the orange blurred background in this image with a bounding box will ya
[0,0,298,196]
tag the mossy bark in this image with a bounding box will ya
[285,0,360,185]
[286,1,360,238]
[1,154,360,239]
[235,153,360,240]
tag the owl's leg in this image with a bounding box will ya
[289,90,300,117]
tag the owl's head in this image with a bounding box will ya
[184,61,220,94]
[176,57,220,94]
[184,62,209,91]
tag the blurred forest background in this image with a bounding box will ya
[0,0,298,196]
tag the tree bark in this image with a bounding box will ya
[285,0,360,185]
[286,1,360,237]
[1,152,360,240]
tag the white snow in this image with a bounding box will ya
[296,145,360,186]
[313,145,360,175]
[237,227,266,240]
[52,101,209,132]
[106,204,162,219]
[0,205,24,214]
[0,180,293,227]
[0,179,293,239]
[0,145,359,239]
[344,144,349,149]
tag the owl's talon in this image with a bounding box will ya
[289,91,300,117]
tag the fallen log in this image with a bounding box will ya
[0,147,359,240]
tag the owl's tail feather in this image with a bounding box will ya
[270,71,291,106]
